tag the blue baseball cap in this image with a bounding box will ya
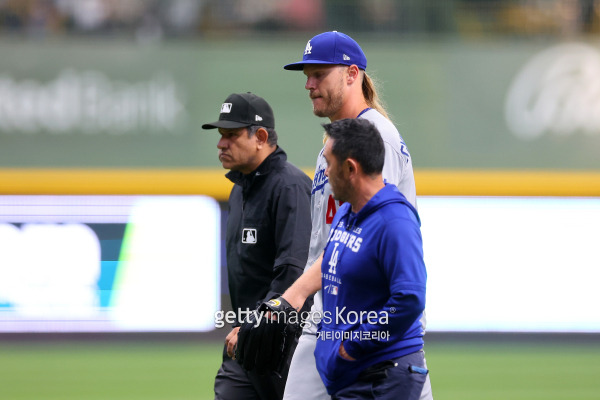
[283,31,367,71]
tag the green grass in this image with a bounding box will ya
[425,340,600,399]
[0,341,222,400]
[1,338,599,399]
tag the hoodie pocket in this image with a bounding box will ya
[316,332,356,382]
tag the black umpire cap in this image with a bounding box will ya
[202,92,275,130]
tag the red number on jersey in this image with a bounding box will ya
[325,195,344,224]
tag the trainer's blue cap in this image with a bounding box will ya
[283,31,367,71]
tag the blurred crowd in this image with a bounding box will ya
[0,0,599,39]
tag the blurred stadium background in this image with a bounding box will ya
[1,0,600,399]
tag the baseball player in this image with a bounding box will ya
[202,92,312,400]
[280,31,433,399]
[316,118,428,399]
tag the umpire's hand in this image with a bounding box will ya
[226,327,240,358]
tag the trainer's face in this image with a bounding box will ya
[323,138,350,202]
[217,127,259,174]
[304,65,345,119]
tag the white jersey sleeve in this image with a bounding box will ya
[301,109,417,334]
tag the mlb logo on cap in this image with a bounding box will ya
[284,31,367,71]
[201,92,275,130]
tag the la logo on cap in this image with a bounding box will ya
[221,103,232,113]
[255,115,263,121]
[304,41,312,55]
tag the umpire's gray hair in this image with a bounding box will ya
[248,125,278,146]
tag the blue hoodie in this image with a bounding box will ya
[315,183,427,395]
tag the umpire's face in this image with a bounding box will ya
[217,127,261,174]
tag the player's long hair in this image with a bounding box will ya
[362,72,391,121]
[322,69,392,145]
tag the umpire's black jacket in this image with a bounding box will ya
[225,146,312,324]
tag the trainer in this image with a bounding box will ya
[317,118,429,399]
[203,92,312,400]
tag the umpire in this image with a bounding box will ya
[202,92,312,400]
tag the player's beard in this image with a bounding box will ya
[312,79,344,119]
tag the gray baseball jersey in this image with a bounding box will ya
[283,109,433,400]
